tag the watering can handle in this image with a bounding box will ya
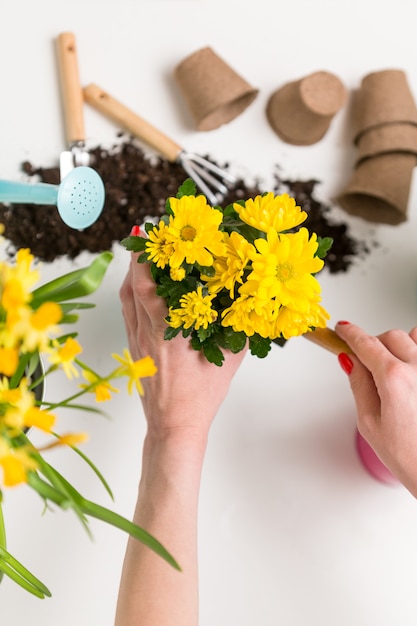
[56,32,85,146]
[83,83,182,163]
[303,327,351,355]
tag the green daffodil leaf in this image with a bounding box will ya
[0,546,51,599]
[30,251,113,308]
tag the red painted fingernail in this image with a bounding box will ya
[338,352,353,375]
[130,225,142,236]
[337,320,350,326]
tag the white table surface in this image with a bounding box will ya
[2,1,417,624]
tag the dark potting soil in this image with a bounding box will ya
[0,136,369,272]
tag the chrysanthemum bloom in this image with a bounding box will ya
[169,266,186,282]
[201,231,255,297]
[112,350,157,395]
[48,337,83,379]
[241,227,325,313]
[272,300,330,340]
[80,369,119,403]
[166,195,226,268]
[145,221,176,269]
[221,294,261,337]
[168,286,218,331]
[234,192,307,234]
[0,439,38,487]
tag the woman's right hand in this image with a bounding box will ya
[335,321,417,497]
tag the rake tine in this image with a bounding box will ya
[184,152,237,185]
[180,159,221,205]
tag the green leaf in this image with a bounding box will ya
[316,236,333,259]
[120,235,148,253]
[249,334,272,359]
[30,251,113,308]
[164,326,181,341]
[222,328,247,353]
[81,500,181,571]
[60,314,79,325]
[59,302,95,314]
[196,325,216,342]
[68,444,114,500]
[177,178,197,198]
[201,341,224,366]
[272,336,288,348]
[0,546,51,598]
[9,352,32,388]
[28,463,180,572]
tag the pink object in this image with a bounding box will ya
[355,429,400,485]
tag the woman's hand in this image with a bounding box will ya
[335,321,417,496]
[119,251,247,440]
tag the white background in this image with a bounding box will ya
[2,1,417,624]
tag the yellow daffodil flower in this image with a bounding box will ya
[80,369,119,402]
[48,337,82,379]
[112,349,157,395]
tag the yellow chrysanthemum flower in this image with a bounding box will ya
[222,296,269,337]
[80,369,119,403]
[273,301,330,340]
[48,337,82,379]
[234,192,307,234]
[201,231,255,297]
[145,221,176,269]
[0,439,38,487]
[168,286,218,331]
[240,228,325,312]
[166,195,226,268]
[112,349,157,395]
[169,266,186,281]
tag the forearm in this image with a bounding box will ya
[114,429,208,626]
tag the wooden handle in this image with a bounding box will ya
[56,32,85,145]
[83,83,182,162]
[303,327,351,355]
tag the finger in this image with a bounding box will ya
[347,356,382,434]
[377,329,417,363]
[130,252,169,324]
[335,322,393,373]
[409,326,417,345]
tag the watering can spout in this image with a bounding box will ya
[0,180,58,206]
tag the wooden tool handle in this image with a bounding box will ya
[303,327,351,355]
[56,32,85,145]
[83,83,182,163]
